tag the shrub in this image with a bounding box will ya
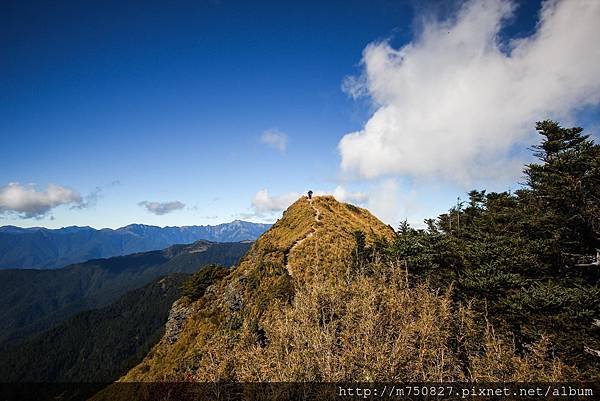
[182,264,229,303]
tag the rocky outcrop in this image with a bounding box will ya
[164,299,192,345]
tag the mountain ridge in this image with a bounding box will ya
[0,239,251,349]
[0,219,264,233]
[112,195,572,385]
[0,220,270,269]
[121,195,396,381]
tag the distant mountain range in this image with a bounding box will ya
[0,240,251,349]
[0,220,270,269]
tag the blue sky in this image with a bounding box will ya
[1,0,599,228]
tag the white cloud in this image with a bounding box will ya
[252,189,300,214]
[365,179,402,226]
[247,186,370,221]
[70,180,120,210]
[0,182,83,218]
[339,0,600,184]
[260,129,288,153]
[325,186,368,204]
[138,200,186,215]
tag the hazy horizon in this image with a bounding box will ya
[0,219,271,231]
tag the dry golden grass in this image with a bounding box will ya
[121,196,576,383]
[185,264,573,381]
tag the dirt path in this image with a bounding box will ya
[284,198,320,276]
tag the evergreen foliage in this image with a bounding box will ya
[182,264,230,303]
[0,274,188,382]
[0,241,250,349]
[390,121,600,377]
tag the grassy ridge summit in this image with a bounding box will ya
[120,195,572,382]
[121,195,394,380]
[239,195,395,284]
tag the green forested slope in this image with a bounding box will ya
[0,240,250,348]
[0,274,187,382]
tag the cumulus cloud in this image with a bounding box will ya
[365,179,402,225]
[138,200,186,215]
[339,0,600,184]
[0,182,83,218]
[260,130,288,153]
[71,187,102,210]
[252,189,300,214]
[247,186,370,221]
[326,186,368,204]
[363,179,429,227]
[69,180,120,210]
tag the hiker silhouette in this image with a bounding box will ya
[307,190,313,199]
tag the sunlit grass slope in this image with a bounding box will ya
[120,196,575,382]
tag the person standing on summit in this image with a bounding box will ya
[308,190,313,200]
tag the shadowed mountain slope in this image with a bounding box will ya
[0,240,250,349]
[0,274,188,382]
